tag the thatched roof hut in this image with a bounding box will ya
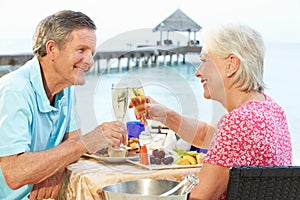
[153,9,201,46]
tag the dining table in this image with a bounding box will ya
[57,154,202,200]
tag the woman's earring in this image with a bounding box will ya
[226,73,230,77]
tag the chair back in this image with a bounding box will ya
[226,166,300,200]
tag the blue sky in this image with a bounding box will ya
[0,0,299,54]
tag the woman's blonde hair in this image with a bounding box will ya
[200,22,266,92]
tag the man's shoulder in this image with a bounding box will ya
[0,68,31,93]
[0,58,39,93]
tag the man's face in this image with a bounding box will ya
[53,28,96,86]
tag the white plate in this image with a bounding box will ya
[83,153,139,163]
[126,159,202,170]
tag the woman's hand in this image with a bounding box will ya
[129,96,168,125]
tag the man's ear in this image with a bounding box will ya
[225,54,240,77]
[45,40,56,61]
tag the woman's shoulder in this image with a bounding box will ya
[223,93,285,122]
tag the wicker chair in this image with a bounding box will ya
[225,166,300,200]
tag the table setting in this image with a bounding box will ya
[58,79,205,200]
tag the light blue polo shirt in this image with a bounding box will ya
[0,57,81,199]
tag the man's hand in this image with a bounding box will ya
[80,121,127,153]
[29,170,64,200]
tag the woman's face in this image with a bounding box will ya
[195,51,227,101]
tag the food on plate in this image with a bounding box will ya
[127,137,140,150]
[95,147,128,158]
[178,158,191,165]
[140,145,149,165]
[108,147,127,157]
[95,147,109,157]
[173,148,206,165]
[182,155,197,165]
[150,148,174,165]
[161,156,174,165]
[196,153,205,164]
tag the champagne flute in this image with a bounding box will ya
[128,79,147,124]
[111,83,130,150]
[111,83,128,122]
[128,79,162,147]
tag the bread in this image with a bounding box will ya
[108,148,127,157]
[127,137,140,150]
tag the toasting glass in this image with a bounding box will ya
[111,83,128,122]
[111,83,130,150]
[128,79,147,124]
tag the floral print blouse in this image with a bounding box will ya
[204,94,292,200]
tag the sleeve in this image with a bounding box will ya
[64,87,81,133]
[204,114,254,167]
[0,91,32,156]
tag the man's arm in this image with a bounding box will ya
[0,131,85,190]
[1,120,127,190]
[28,167,65,200]
[27,130,79,200]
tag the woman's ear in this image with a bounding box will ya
[226,54,240,77]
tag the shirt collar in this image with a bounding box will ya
[28,57,58,113]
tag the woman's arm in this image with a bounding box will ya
[189,163,230,200]
[133,97,216,148]
[163,108,215,148]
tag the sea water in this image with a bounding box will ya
[74,42,300,164]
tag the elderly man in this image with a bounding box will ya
[0,10,127,199]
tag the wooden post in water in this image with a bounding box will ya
[176,54,180,65]
[163,55,167,66]
[147,56,152,67]
[106,58,111,73]
[155,56,159,66]
[94,60,100,74]
[118,58,122,71]
[169,54,173,66]
[127,57,131,69]
[93,60,97,74]
[138,58,142,68]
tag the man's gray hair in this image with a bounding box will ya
[32,10,96,58]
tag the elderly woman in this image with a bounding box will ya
[132,23,292,200]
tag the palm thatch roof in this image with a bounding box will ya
[153,9,201,32]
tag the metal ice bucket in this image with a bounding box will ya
[102,179,189,200]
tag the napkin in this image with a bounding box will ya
[175,138,191,151]
[148,134,166,150]
[162,130,177,151]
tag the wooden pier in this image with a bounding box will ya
[0,54,34,66]
[93,45,201,73]
[0,45,201,73]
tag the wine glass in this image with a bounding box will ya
[111,83,130,150]
[111,83,128,122]
[128,80,162,148]
[128,79,147,124]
